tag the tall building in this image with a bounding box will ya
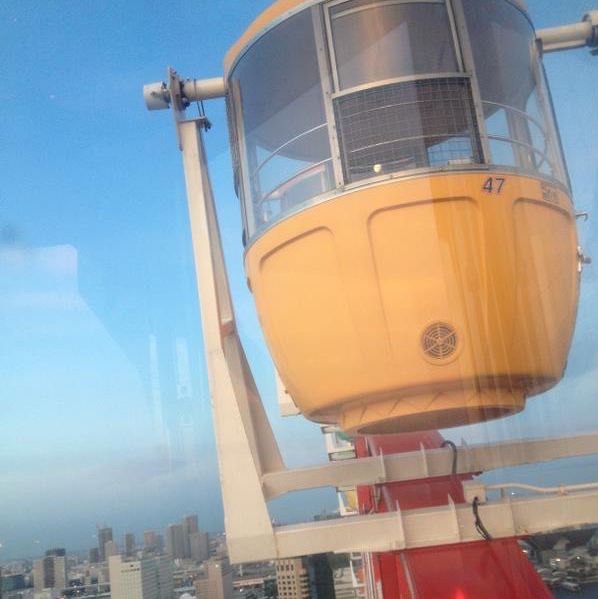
[33,550,68,592]
[89,548,100,564]
[307,555,335,599]
[275,556,336,599]
[98,527,113,563]
[194,558,233,599]
[275,559,310,599]
[154,558,173,599]
[109,555,173,599]
[105,541,119,560]
[165,525,185,560]
[189,532,209,563]
[124,533,136,557]
[332,568,360,599]
[143,531,160,554]
[1,574,26,593]
[181,515,199,558]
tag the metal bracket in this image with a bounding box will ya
[144,68,224,149]
[576,209,591,272]
[578,246,592,272]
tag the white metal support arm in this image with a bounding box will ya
[176,99,285,560]
[144,75,226,111]
[537,11,598,54]
[262,432,598,499]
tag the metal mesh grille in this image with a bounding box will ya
[422,322,458,360]
[334,77,482,183]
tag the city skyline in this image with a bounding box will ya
[3,522,598,598]
[0,514,211,564]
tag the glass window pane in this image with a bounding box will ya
[228,9,333,238]
[463,0,567,183]
[489,138,517,167]
[330,1,458,90]
[485,107,510,138]
[255,125,332,202]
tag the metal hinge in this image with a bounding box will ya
[578,246,592,272]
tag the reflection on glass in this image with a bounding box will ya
[329,1,480,182]
[463,0,567,182]
[1,1,597,594]
[228,9,333,237]
[330,0,458,90]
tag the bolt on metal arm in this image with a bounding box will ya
[144,72,226,111]
[537,11,598,54]
[144,68,226,149]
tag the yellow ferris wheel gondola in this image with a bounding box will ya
[224,0,580,435]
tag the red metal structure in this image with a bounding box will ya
[356,434,553,598]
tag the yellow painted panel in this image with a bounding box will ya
[368,198,483,369]
[512,199,578,386]
[257,227,366,408]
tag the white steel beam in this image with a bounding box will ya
[178,118,284,562]
[181,77,226,101]
[262,432,598,499]
[144,76,226,111]
[259,488,598,561]
[537,11,598,53]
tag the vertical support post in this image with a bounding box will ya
[394,502,406,551]
[449,0,493,164]
[419,443,430,477]
[312,5,345,189]
[178,119,284,561]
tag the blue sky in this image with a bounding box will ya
[0,0,597,561]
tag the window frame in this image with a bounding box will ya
[323,0,465,93]
[323,0,486,184]
[228,6,336,238]
[456,0,570,187]
[228,0,570,247]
